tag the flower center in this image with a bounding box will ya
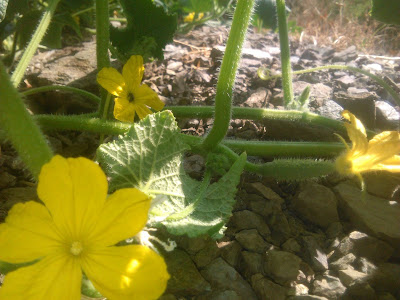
[127,92,135,103]
[70,241,83,256]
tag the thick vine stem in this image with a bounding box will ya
[201,0,255,151]
[21,85,101,103]
[11,0,61,87]
[276,0,294,106]
[96,0,111,115]
[0,62,53,179]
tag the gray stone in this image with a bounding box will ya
[218,240,242,267]
[375,100,400,129]
[369,263,400,295]
[249,182,284,205]
[288,296,329,300]
[244,88,270,108]
[300,48,321,60]
[193,241,220,268]
[378,292,397,300]
[346,282,376,300]
[364,173,400,199]
[334,183,400,253]
[196,290,241,300]
[251,273,287,300]
[364,63,383,73]
[264,250,302,285]
[293,183,339,228]
[287,284,309,296]
[240,251,263,279]
[311,275,347,299]
[293,81,332,101]
[330,253,357,271]
[282,238,302,253]
[354,257,377,274]
[300,236,329,272]
[316,100,343,120]
[332,46,357,62]
[335,75,356,87]
[235,229,271,253]
[325,222,343,239]
[332,231,394,263]
[338,268,369,287]
[229,210,271,239]
[164,249,211,296]
[268,212,292,245]
[201,258,257,300]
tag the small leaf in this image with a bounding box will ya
[110,0,177,60]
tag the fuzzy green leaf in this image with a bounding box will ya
[97,111,246,238]
[371,0,400,25]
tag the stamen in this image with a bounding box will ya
[128,92,135,102]
[70,241,83,256]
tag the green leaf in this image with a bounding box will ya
[0,0,8,22]
[97,111,246,238]
[110,0,177,60]
[370,0,400,25]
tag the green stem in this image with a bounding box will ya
[10,0,61,87]
[96,0,111,115]
[0,62,53,179]
[21,85,101,103]
[259,64,400,106]
[276,0,294,106]
[201,0,255,151]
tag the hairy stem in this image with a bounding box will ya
[11,0,61,87]
[0,62,53,179]
[21,85,101,103]
[201,0,255,151]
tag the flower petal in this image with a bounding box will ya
[82,245,169,300]
[0,254,81,300]
[135,85,165,111]
[97,67,126,97]
[135,104,153,120]
[342,110,366,136]
[123,55,144,89]
[0,201,61,263]
[37,156,108,240]
[90,188,151,246]
[114,98,136,122]
[342,110,368,156]
[373,155,400,172]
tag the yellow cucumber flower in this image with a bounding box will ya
[335,110,400,177]
[97,55,165,122]
[0,155,169,300]
[183,12,204,23]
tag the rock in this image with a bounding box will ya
[346,281,376,300]
[338,268,369,287]
[330,253,357,271]
[240,251,263,279]
[311,275,347,299]
[201,258,257,300]
[325,222,343,239]
[378,292,397,300]
[300,236,329,272]
[235,229,271,253]
[364,63,383,73]
[334,183,400,254]
[288,284,309,296]
[0,186,38,213]
[159,294,177,300]
[316,100,343,120]
[218,240,242,267]
[264,250,302,285]
[164,249,211,297]
[0,171,16,189]
[293,183,339,228]
[196,290,242,300]
[288,296,329,300]
[282,238,302,253]
[363,173,400,199]
[293,81,332,101]
[251,273,288,300]
[244,88,270,108]
[268,212,292,245]
[300,48,321,60]
[375,100,400,129]
[193,241,220,268]
[166,61,183,72]
[354,257,377,274]
[333,90,377,128]
[369,263,400,295]
[183,154,205,179]
[249,182,284,205]
[335,75,356,88]
[229,210,271,239]
[332,231,394,263]
[332,46,357,62]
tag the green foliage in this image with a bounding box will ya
[370,0,400,25]
[179,0,214,13]
[110,0,177,61]
[0,0,8,22]
[97,111,246,238]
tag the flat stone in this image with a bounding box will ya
[300,236,328,272]
[193,241,220,268]
[354,257,377,274]
[229,210,271,238]
[235,229,271,253]
[282,238,302,254]
[251,273,288,300]
[311,275,347,299]
[264,250,302,285]
[218,240,242,267]
[330,253,357,271]
[201,258,257,300]
[287,296,329,300]
[346,282,376,300]
[375,100,400,129]
[164,249,211,297]
[363,173,400,199]
[334,183,400,254]
[244,88,270,108]
[369,263,400,295]
[335,75,356,87]
[250,182,284,205]
[293,183,339,228]
[338,268,369,287]
[316,100,343,120]
[240,251,263,279]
